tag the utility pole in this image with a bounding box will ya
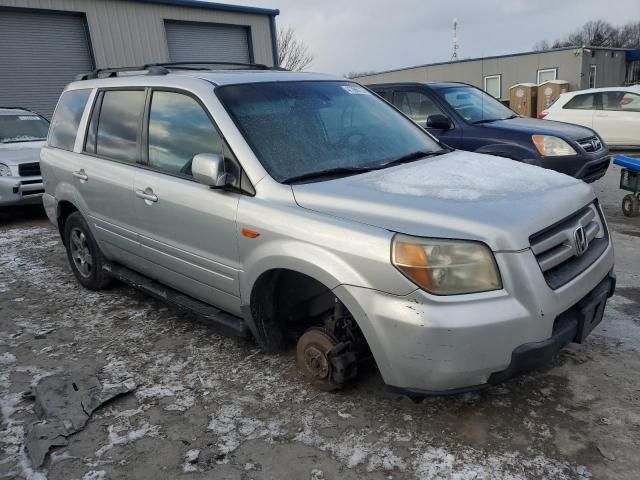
[451,18,459,61]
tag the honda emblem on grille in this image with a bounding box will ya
[591,138,601,151]
[574,226,589,256]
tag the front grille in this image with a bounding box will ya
[577,135,603,153]
[18,162,41,177]
[530,203,608,289]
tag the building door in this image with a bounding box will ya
[165,20,252,64]
[0,8,94,119]
[589,65,597,89]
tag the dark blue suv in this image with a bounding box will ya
[367,82,610,182]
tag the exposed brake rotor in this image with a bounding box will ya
[295,327,341,392]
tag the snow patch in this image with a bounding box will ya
[82,470,107,480]
[95,421,161,457]
[0,352,17,365]
[362,152,576,201]
[182,449,201,473]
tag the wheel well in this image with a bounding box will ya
[249,269,345,352]
[57,201,79,238]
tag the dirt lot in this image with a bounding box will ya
[1,164,639,480]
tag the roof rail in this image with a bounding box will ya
[75,61,286,80]
[144,61,281,70]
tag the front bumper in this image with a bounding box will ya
[334,240,615,394]
[487,271,615,387]
[0,175,44,207]
[536,151,610,183]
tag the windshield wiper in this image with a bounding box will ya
[282,166,374,184]
[473,114,518,125]
[282,149,451,184]
[376,149,450,169]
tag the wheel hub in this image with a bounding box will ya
[69,228,93,278]
[295,328,340,391]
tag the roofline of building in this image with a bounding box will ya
[134,0,279,16]
[357,45,634,78]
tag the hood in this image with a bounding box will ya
[0,141,46,165]
[482,116,595,140]
[291,151,595,251]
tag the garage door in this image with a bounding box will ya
[0,9,94,119]
[165,20,251,64]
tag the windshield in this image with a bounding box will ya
[0,114,49,143]
[216,81,442,182]
[440,86,515,124]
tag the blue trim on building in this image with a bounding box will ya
[627,49,640,61]
[269,15,279,66]
[363,46,635,77]
[135,0,279,16]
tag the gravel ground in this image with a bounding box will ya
[1,165,639,480]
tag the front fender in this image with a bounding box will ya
[239,238,369,304]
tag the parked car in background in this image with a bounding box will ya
[367,82,611,182]
[41,66,615,395]
[540,87,640,149]
[0,107,48,207]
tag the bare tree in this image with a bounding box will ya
[532,40,550,51]
[277,26,314,71]
[344,71,376,79]
[618,21,640,48]
[535,19,640,50]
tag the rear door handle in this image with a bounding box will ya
[72,169,88,182]
[135,188,158,203]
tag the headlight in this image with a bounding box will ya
[532,135,576,156]
[0,163,11,176]
[392,235,502,295]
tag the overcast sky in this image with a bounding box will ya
[219,0,640,75]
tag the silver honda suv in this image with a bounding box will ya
[40,64,615,396]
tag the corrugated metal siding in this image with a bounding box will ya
[0,8,93,118]
[165,20,250,63]
[580,49,627,89]
[0,0,275,67]
[356,50,605,99]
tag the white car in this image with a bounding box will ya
[540,86,640,148]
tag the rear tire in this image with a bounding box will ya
[622,194,640,217]
[63,212,113,290]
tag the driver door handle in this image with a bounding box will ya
[135,188,158,203]
[72,169,88,182]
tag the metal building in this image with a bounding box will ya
[355,47,640,101]
[0,0,279,118]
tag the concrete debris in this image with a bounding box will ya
[24,372,136,467]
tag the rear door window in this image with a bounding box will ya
[602,91,640,112]
[95,90,145,163]
[49,89,91,151]
[563,93,596,110]
[393,91,443,127]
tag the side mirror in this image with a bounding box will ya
[192,153,234,188]
[426,114,452,130]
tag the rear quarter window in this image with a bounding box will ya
[49,89,91,151]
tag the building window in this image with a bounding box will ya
[537,68,558,84]
[484,74,501,99]
[589,65,597,89]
